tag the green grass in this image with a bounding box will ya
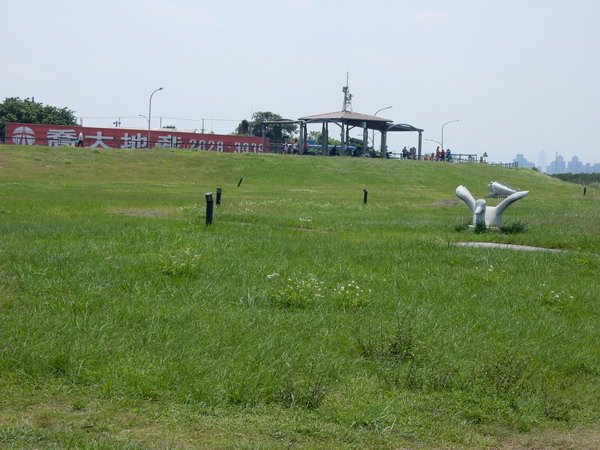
[1,145,599,448]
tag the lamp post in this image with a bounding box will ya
[441,119,459,150]
[424,138,442,146]
[424,138,442,150]
[372,105,393,149]
[147,87,163,148]
[423,138,442,158]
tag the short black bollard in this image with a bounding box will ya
[237,177,243,187]
[363,188,368,204]
[583,186,587,196]
[205,192,214,225]
[216,187,222,207]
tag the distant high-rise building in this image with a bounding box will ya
[538,149,547,172]
[567,156,583,173]
[547,154,566,174]
[514,153,535,168]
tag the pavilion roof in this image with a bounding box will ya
[386,123,424,132]
[298,110,392,123]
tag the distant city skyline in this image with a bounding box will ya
[514,152,600,174]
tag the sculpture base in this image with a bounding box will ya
[468,225,501,230]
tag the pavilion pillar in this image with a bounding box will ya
[362,121,368,155]
[322,123,328,156]
[261,125,266,153]
[340,123,345,150]
[381,129,387,158]
[298,121,305,155]
[418,130,423,160]
[303,122,308,154]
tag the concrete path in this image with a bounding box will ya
[456,242,564,252]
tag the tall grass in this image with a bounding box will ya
[0,146,599,447]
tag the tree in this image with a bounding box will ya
[0,97,77,141]
[235,119,250,135]
[307,130,340,146]
[234,111,297,142]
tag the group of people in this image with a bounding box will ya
[280,142,454,161]
[281,142,298,154]
[400,146,417,159]
[423,146,452,162]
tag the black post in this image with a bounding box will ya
[237,177,243,187]
[216,187,222,206]
[583,186,587,196]
[205,192,213,225]
[363,188,368,204]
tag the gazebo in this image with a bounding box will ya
[260,77,424,158]
[296,111,423,158]
[260,113,423,158]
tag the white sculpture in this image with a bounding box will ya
[488,181,518,196]
[456,185,528,227]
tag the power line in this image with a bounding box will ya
[80,115,243,123]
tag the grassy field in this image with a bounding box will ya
[1,145,599,448]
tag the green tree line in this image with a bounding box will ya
[551,173,600,185]
[0,97,77,140]
[234,111,297,142]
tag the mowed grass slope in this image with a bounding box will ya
[0,145,599,448]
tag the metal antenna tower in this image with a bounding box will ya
[342,72,353,112]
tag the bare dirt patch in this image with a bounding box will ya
[499,427,600,449]
[435,198,462,206]
[109,209,175,218]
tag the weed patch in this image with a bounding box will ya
[357,316,421,364]
[478,352,534,399]
[500,220,528,234]
[267,275,323,309]
[280,371,327,410]
[158,249,202,277]
[266,275,369,310]
[454,222,470,232]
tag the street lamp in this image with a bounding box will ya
[441,119,459,150]
[423,138,442,158]
[424,138,442,145]
[372,105,393,149]
[148,87,163,148]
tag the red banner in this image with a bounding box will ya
[5,122,267,153]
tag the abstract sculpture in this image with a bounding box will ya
[456,185,528,227]
[488,181,518,197]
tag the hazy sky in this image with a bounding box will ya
[2,0,599,163]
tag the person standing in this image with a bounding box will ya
[76,131,84,147]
